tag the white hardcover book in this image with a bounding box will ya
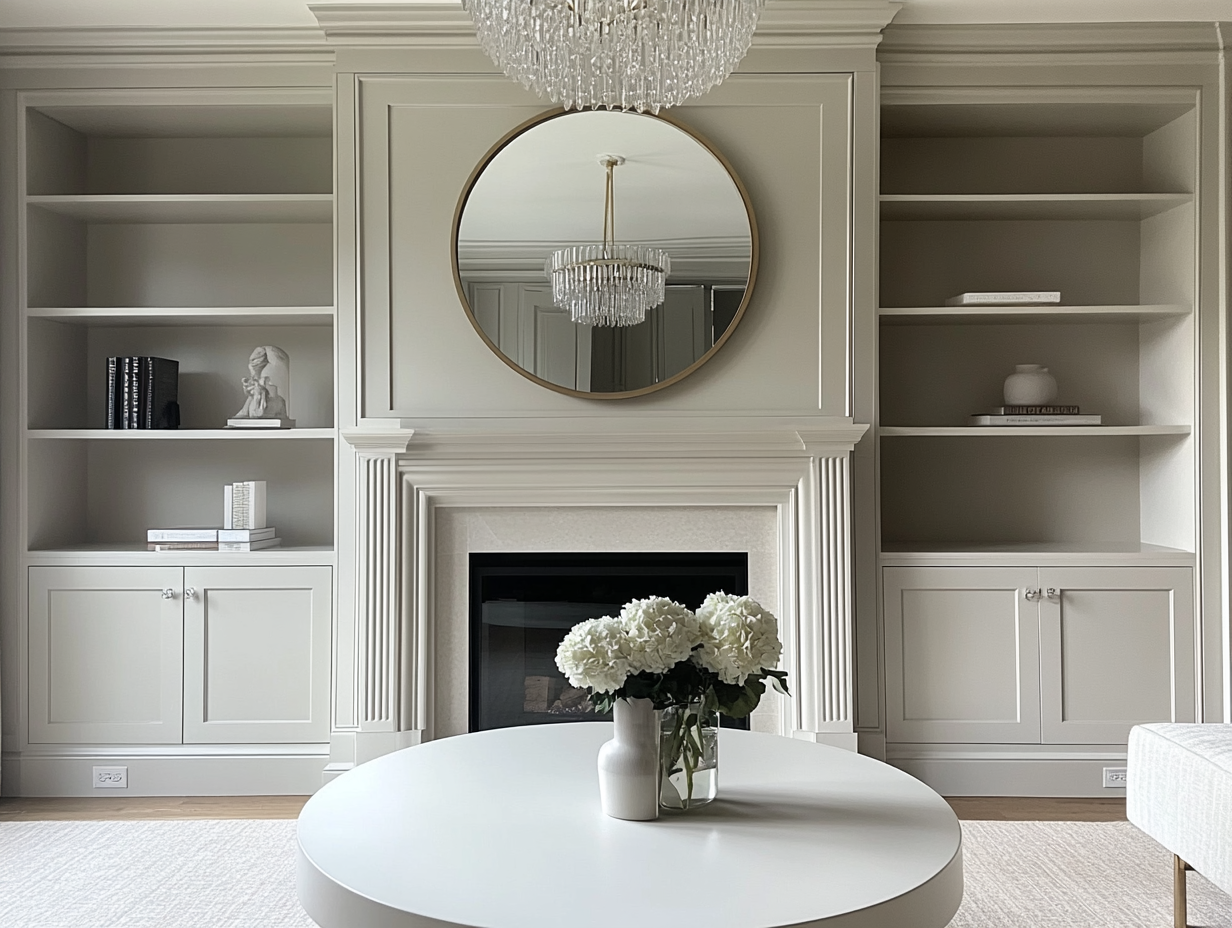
[218,538,281,552]
[223,485,233,530]
[147,528,218,542]
[218,526,276,542]
[945,291,1061,306]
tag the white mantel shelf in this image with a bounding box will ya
[343,418,869,458]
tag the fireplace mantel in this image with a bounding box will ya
[337,419,868,765]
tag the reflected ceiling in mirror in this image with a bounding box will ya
[454,110,757,398]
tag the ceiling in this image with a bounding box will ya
[457,110,751,247]
[0,0,1229,30]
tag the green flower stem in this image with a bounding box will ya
[662,706,707,809]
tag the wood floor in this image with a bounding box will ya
[0,796,308,821]
[0,794,1125,821]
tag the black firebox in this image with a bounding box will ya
[468,552,749,732]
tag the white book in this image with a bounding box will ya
[218,526,276,542]
[226,417,296,429]
[147,528,218,542]
[223,485,233,530]
[229,480,267,530]
[969,414,1102,426]
[218,538,281,552]
[945,291,1061,306]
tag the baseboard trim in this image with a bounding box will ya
[890,755,1128,797]
[2,752,329,797]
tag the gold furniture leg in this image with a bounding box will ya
[1174,855,1190,928]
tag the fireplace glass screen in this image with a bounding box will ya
[469,552,749,732]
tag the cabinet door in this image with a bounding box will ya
[884,567,1041,743]
[29,566,184,744]
[1039,567,1195,744]
[521,285,592,392]
[183,566,331,743]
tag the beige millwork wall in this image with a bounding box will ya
[1,10,1230,798]
[322,2,892,767]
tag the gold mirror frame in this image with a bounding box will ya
[451,108,759,400]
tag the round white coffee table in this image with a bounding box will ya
[297,725,962,928]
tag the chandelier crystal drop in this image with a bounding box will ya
[547,156,670,327]
[461,0,766,114]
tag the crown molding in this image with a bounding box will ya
[753,0,903,47]
[311,1,901,49]
[0,25,332,67]
[879,21,1226,61]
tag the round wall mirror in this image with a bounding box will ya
[453,110,757,399]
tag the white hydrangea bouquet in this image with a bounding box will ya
[556,592,789,811]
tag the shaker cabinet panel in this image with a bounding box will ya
[29,566,184,744]
[884,567,1041,743]
[182,566,332,744]
[1038,567,1195,743]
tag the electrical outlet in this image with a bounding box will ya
[1103,766,1128,789]
[92,766,127,789]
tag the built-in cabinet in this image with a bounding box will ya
[29,565,332,745]
[873,60,1220,793]
[884,566,1195,745]
[3,88,338,794]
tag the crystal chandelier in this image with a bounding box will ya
[546,155,670,327]
[461,0,766,114]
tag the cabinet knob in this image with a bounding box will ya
[1045,587,1060,601]
[1025,588,1041,601]
[161,588,176,600]
[184,587,197,600]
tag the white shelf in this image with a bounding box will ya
[26,194,333,224]
[26,306,335,326]
[880,425,1191,437]
[879,542,1195,568]
[879,193,1192,221]
[28,428,335,440]
[878,304,1190,325]
[25,545,336,566]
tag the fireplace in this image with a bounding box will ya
[469,552,749,732]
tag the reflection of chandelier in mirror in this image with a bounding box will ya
[460,0,765,114]
[546,155,670,327]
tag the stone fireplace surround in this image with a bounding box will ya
[341,419,868,762]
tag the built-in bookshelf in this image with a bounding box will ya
[20,92,336,556]
[878,98,1197,557]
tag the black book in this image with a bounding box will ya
[140,357,180,429]
[122,357,135,429]
[136,357,150,429]
[106,357,119,429]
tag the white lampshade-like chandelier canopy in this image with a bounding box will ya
[461,0,766,114]
[546,154,670,327]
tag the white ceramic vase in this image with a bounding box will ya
[1003,364,1058,406]
[597,697,660,821]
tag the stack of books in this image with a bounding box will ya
[147,527,281,552]
[107,356,180,429]
[147,480,280,551]
[969,405,1101,426]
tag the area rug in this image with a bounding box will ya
[0,819,1227,927]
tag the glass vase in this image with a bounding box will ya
[659,700,719,811]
